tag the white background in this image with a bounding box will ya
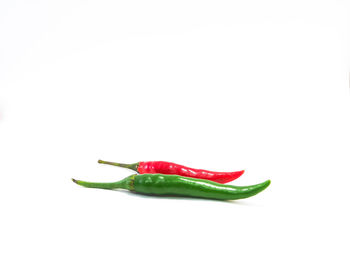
[1,1,350,262]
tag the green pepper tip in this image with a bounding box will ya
[263,179,271,188]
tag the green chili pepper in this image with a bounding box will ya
[72,174,270,201]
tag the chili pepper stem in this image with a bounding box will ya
[98,159,139,172]
[72,176,135,190]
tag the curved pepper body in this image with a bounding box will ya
[73,174,270,201]
[98,160,244,183]
[137,161,244,183]
[134,174,269,200]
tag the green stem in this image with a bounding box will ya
[98,159,139,172]
[72,175,135,190]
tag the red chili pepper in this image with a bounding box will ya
[98,160,245,183]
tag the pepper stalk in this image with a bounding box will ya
[98,159,139,172]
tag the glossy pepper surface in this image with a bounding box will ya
[72,173,270,201]
[98,160,244,184]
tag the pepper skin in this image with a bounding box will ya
[97,160,245,184]
[72,174,270,201]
